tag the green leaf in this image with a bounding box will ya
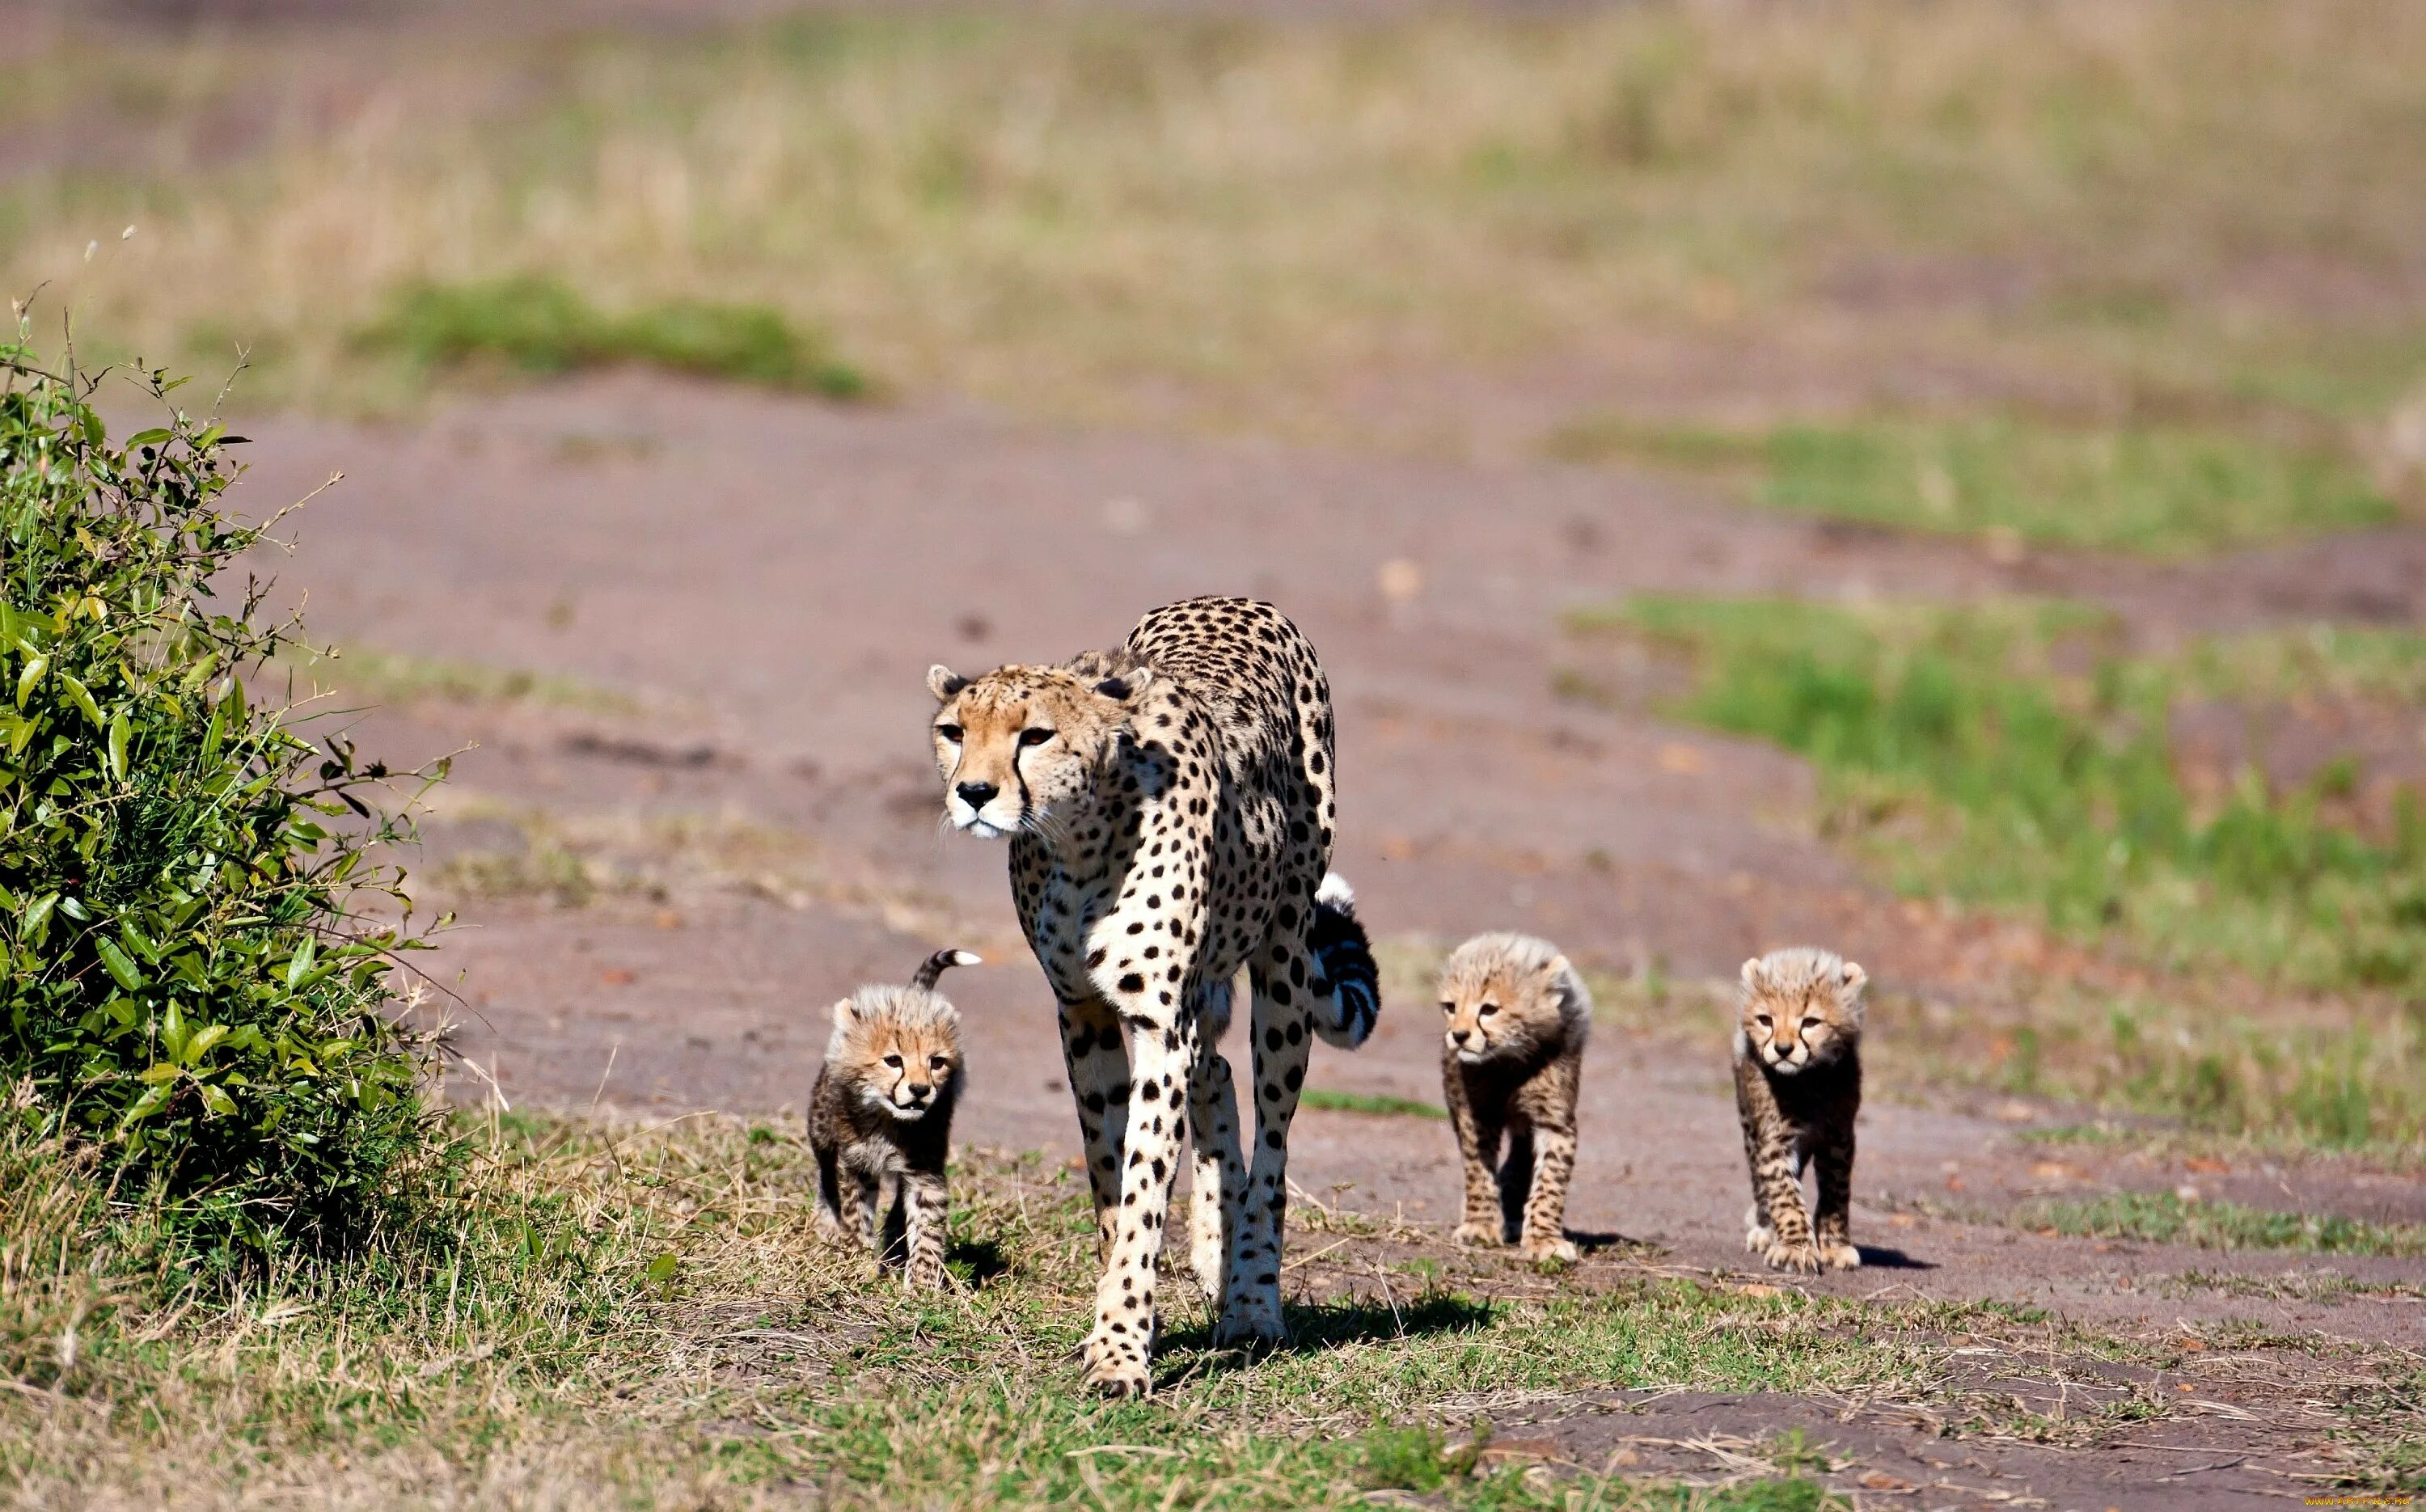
[197,1083,238,1117]
[106,708,129,782]
[645,1251,679,1284]
[159,999,189,1062]
[95,938,144,991]
[57,672,102,729]
[138,1062,180,1084]
[120,1084,171,1125]
[14,653,45,709]
[184,1023,230,1061]
[285,935,317,990]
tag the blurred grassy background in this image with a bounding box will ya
[7,0,2424,551]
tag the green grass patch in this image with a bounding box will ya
[282,644,636,712]
[1543,416,2397,555]
[1566,595,2426,1002]
[359,276,871,398]
[1300,1087,1449,1120]
[2015,1191,2426,1258]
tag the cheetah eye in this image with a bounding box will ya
[1438,1000,1455,1014]
[935,724,962,743]
[882,1054,903,1068]
[1754,1013,1773,1027]
[1019,726,1055,747]
[928,1054,948,1069]
[1478,1002,1498,1017]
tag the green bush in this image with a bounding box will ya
[361,275,871,399]
[0,337,441,1260]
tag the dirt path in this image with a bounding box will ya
[230,374,2426,1506]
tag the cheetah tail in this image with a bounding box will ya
[1308,872,1380,1050]
[911,948,983,992]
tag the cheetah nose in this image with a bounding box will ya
[1448,1028,1471,1045]
[955,780,999,811]
[905,1082,932,1100]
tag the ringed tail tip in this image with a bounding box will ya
[911,947,983,991]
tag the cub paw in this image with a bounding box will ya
[1762,1238,1824,1274]
[1080,1334,1152,1397]
[1521,1236,1580,1265]
[1452,1220,1503,1248]
[1743,1223,1776,1254]
[1820,1242,1862,1271]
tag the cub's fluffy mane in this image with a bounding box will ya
[1739,946,1866,1029]
[828,985,963,1060]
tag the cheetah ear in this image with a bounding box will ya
[1740,957,1765,990]
[1093,665,1154,703]
[830,997,858,1030]
[1839,961,1868,997]
[1542,953,1572,984]
[927,664,969,701]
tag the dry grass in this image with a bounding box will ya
[8,2,2425,458]
[8,1104,2415,1509]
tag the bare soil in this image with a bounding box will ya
[226,370,2426,1506]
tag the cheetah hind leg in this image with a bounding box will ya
[1185,978,1244,1306]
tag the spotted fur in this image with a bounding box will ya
[928,596,1380,1395]
[807,950,978,1290]
[1734,947,1866,1273]
[1437,933,1591,1262]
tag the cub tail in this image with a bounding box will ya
[911,948,983,992]
[1308,872,1380,1049]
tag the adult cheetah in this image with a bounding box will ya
[927,596,1380,1395]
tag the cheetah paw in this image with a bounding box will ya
[1452,1220,1503,1248]
[1744,1224,1777,1255]
[1762,1237,1824,1274]
[1211,1309,1287,1350]
[1079,1333,1152,1398]
[1820,1242,1862,1271]
[1521,1236,1580,1264]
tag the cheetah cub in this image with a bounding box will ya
[1735,948,1866,1273]
[809,948,979,1290]
[1438,933,1591,1263]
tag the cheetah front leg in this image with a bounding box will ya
[1811,1121,1860,1271]
[855,1168,885,1257]
[901,1171,950,1290]
[1079,1012,1190,1396]
[1743,1100,1820,1273]
[1059,996,1130,1262]
[1443,1065,1508,1248]
[1182,977,1245,1307]
[1223,948,1314,1348]
[813,1142,848,1244]
[1518,1118,1580,1263]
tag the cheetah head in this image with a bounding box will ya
[1738,948,1866,1075]
[830,989,963,1121]
[1437,933,1578,1066]
[926,660,1154,839]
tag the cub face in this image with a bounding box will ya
[831,998,962,1121]
[1438,943,1572,1066]
[1738,951,1866,1075]
[925,662,1154,839]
